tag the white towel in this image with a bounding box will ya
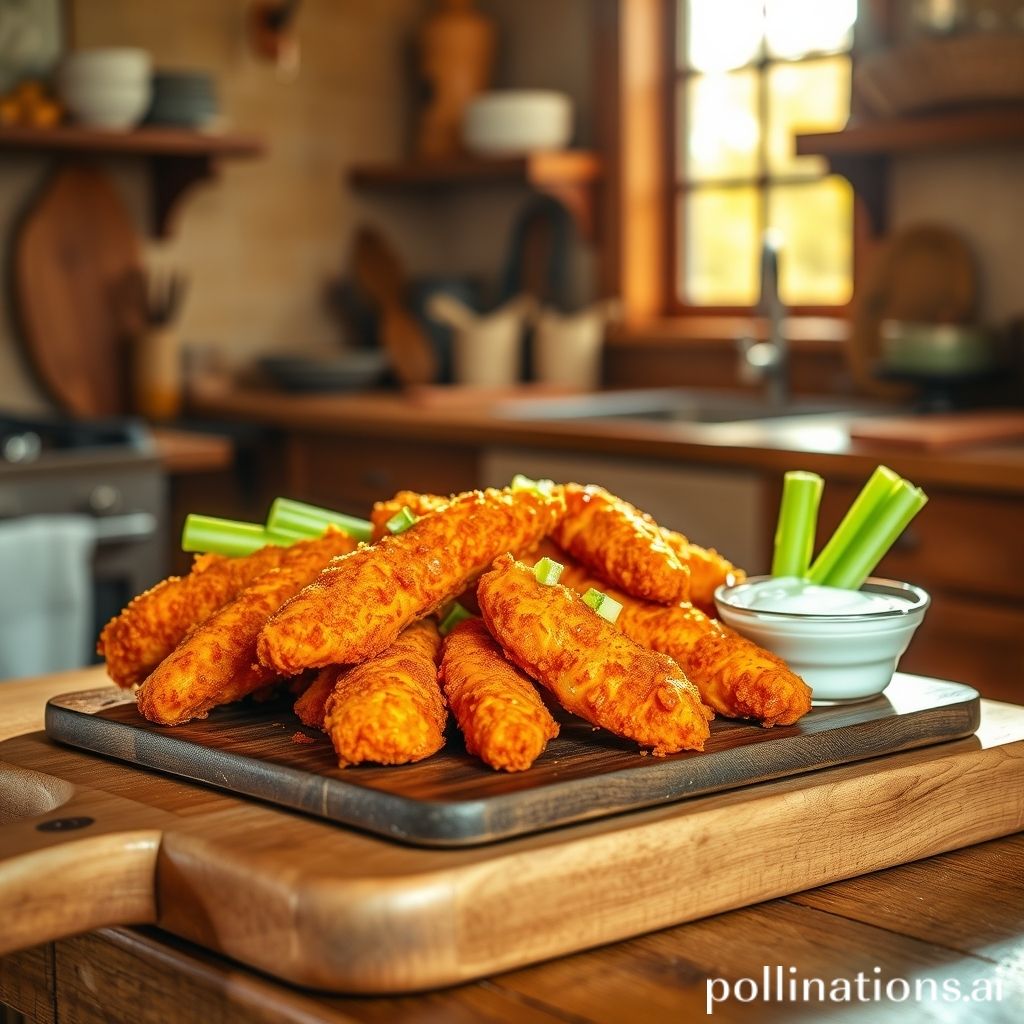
[0,515,97,680]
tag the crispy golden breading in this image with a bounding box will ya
[536,540,810,727]
[136,533,358,726]
[551,484,690,606]
[293,666,345,729]
[324,619,445,767]
[257,487,566,675]
[659,528,745,616]
[477,554,711,755]
[440,618,559,772]
[370,490,450,541]
[98,546,289,687]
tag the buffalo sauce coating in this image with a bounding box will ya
[476,554,711,756]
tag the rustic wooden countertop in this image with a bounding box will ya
[1,673,1022,1022]
[191,389,1024,495]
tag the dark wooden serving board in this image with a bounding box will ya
[46,675,980,847]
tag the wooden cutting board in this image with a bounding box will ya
[46,677,980,846]
[850,410,1024,450]
[13,165,141,417]
[2,670,1023,993]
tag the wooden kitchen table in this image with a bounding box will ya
[1,674,1022,1023]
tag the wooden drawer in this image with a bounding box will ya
[815,484,1024,602]
[898,591,1024,705]
[285,434,479,516]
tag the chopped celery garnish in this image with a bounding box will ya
[439,602,475,636]
[266,497,372,542]
[510,474,555,497]
[182,514,300,557]
[819,482,928,590]
[534,556,564,586]
[807,466,902,585]
[582,587,623,624]
[772,470,824,578]
[386,506,418,535]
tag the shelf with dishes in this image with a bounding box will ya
[347,150,603,240]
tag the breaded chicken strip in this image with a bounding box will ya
[324,619,445,767]
[258,487,565,675]
[440,618,559,772]
[536,541,810,727]
[370,490,450,541]
[136,532,358,726]
[551,484,690,606]
[658,528,745,617]
[477,554,711,755]
[99,545,289,687]
[293,666,345,729]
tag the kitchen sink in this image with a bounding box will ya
[492,388,879,425]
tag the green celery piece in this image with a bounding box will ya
[807,466,902,585]
[266,497,372,542]
[386,506,417,534]
[772,470,824,578]
[582,587,623,624]
[534,556,564,586]
[820,482,928,590]
[439,603,475,636]
[182,514,299,557]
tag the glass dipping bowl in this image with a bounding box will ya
[714,576,931,705]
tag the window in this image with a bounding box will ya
[671,0,857,311]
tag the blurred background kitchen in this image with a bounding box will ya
[0,0,1021,699]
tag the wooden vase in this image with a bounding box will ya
[415,0,496,160]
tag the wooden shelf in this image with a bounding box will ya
[796,107,1024,234]
[0,125,265,237]
[348,150,603,239]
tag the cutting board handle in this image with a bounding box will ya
[0,762,161,956]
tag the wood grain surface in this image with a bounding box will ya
[45,676,980,846]
[1,666,1022,993]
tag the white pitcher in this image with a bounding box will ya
[531,299,621,390]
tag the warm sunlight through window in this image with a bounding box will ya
[674,0,855,309]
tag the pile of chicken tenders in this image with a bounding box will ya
[98,482,812,772]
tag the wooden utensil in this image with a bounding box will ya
[13,165,143,417]
[849,225,976,401]
[2,671,1022,994]
[351,226,437,386]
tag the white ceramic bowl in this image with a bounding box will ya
[59,80,152,130]
[62,48,152,83]
[462,90,573,156]
[714,576,930,704]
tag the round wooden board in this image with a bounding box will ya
[13,165,142,417]
[849,224,976,400]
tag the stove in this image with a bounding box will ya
[0,413,168,660]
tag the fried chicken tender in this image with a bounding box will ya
[440,618,559,771]
[477,555,711,755]
[257,487,565,675]
[535,540,810,727]
[551,484,690,606]
[370,490,450,541]
[98,545,289,687]
[136,532,358,726]
[323,619,445,767]
[659,528,745,616]
[293,666,344,729]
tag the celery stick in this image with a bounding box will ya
[582,588,623,624]
[439,602,475,636]
[820,483,928,590]
[771,470,824,578]
[386,506,417,534]
[806,466,902,585]
[534,556,564,586]
[182,514,300,557]
[266,497,372,542]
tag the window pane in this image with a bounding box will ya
[765,0,856,59]
[682,188,760,306]
[767,57,850,176]
[683,72,760,182]
[683,0,763,72]
[768,178,853,306]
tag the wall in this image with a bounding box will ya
[0,0,596,415]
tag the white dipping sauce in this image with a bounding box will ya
[729,576,910,616]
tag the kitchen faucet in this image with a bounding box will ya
[737,232,789,407]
